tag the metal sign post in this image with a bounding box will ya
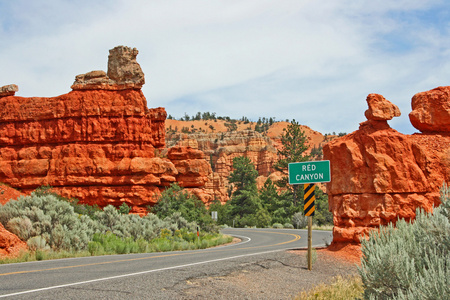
[304,183,315,271]
[288,160,331,271]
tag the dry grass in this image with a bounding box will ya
[295,275,363,300]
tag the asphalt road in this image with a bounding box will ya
[0,228,332,299]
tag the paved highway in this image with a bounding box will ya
[0,228,332,299]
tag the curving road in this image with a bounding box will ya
[0,228,332,299]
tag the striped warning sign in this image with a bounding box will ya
[304,183,315,216]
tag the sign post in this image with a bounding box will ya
[288,160,330,271]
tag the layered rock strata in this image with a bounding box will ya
[324,91,450,243]
[0,46,211,214]
[167,130,278,203]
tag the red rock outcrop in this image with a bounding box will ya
[0,185,24,205]
[0,223,27,258]
[324,92,450,243]
[165,121,330,204]
[409,86,450,132]
[167,130,278,203]
[0,46,211,214]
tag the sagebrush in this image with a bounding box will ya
[358,184,450,299]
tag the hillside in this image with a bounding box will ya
[165,119,330,153]
[164,118,333,203]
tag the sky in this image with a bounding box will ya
[1,0,449,135]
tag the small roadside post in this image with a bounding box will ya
[289,160,330,271]
[197,226,200,243]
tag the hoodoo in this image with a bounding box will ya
[0,46,211,214]
[324,91,450,243]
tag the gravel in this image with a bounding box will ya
[175,249,359,299]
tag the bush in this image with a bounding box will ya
[272,223,283,229]
[358,184,450,299]
[292,212,307,229]
[0,194,101,251]
[6,217,32,240]
[283,223,294,229]
[0,187,232,258]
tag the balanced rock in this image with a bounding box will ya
[364,93,401,121]
[324,90,450,244]
[0,84,18,98]
[409,86,450,132]
[107,46,145,88]
[72,46,145,90]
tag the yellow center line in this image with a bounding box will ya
[0,231,301,277]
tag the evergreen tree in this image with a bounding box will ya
[227,157,262,227]
[228,156,258,196]
[259,178,279,212]
[273,119,311,205]
[151,183,212,227]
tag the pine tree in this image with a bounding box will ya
[273,119,310,205]
[227,157,262,226]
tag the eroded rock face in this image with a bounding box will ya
[324,88,450,243]
[0,46,211,214]
[167,130,278,203]
[0,223,27,258]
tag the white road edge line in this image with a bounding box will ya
[215,234,251,248]
[0,247,283,298]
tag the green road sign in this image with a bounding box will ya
[288,160,331,184]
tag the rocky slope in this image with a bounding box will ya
[324,91,450,243]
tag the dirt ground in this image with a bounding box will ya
[179,245,362,299]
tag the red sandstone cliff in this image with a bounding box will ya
[324,92,450,243]
[0,46,211,214]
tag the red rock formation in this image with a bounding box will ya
[0,223,27,258]
[0,185,24,205]
[165,121,329,204]
[324,92,450,243]
[0,46,211,214]
[167,130,279,203]
[409,86,450,132]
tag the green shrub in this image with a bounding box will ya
[358,184,450,299]
[283,223,294,229]
[292,212,307,229]
[6,217,32,240]
[272,223,283,229]
[0,187,234,259]
[0,194,100,251]
[27,236,49,251]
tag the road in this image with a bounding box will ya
[0,228,332,299]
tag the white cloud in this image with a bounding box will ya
[1,0,449,134]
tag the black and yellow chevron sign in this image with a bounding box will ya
[304,183,315,216]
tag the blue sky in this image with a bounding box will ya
[1,0,449,134]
